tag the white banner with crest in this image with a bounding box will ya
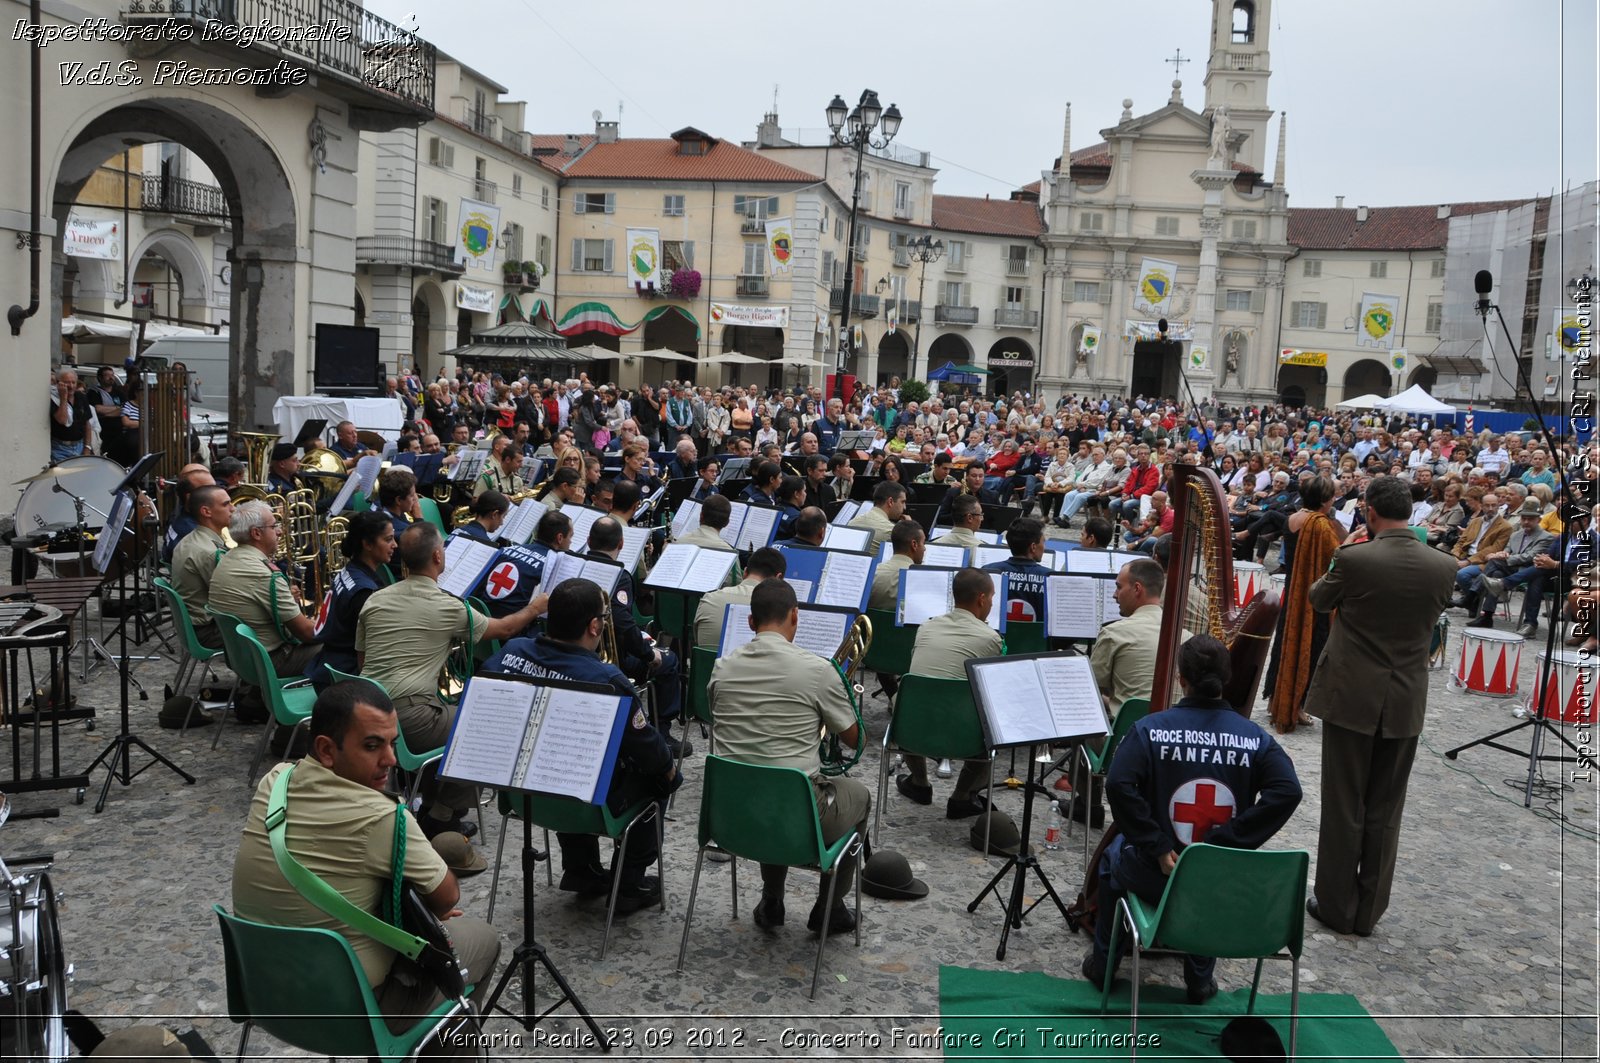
[626,228,661,287]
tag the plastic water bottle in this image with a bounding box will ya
[937,758,953,778]
[1044,803,1063,851]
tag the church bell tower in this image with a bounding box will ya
[1204,0,1273,173]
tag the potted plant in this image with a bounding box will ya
[666,268,701,300]
[501,259,526,286]
[521,261,542,290]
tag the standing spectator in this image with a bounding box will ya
[49,368,94,463]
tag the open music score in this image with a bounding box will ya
[644,543,738,593]
[929,526,1003,545]
[831,499,865,526]
[497,497,548,544]
[964,653,1108,749]
[670,498,704,541]
[1045,573,1120,639]
[773,542,878,611]
[1064,549,1144,574]
[720,501,780,551]
[718,601,855,659]
[821,524,872,552]
[438,535,501,598]
[439,675,628,802]
[352,455,383,498]
[897,567,1006,630]
[537,551,624,598]
[327,468,362,517]
[878,540,969,569]
[616,526,651,572]
[451,449,489,484]
[563,506,607,552]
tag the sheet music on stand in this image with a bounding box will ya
[774,542,878,611]
[972,545,1013,569]
[821,524,872,552]
[616,525,651,572]
[716,458,751,483]
[718,601,855,659]
[831,499,864,526]
[439,535,502,598]
[878,539,969,568]
[498,497,548,544]
[835,429,876,452]
[452,449,489,484]
[643,543,738,593]
[897,566,1006,630]
[964,653,1108,749]
[732,505,780,551]
[327,469,363,517]
[411,452,446,487]
[439,674,629,802]
[1045,573,1119,639]
[538,551,624,598]
[1064,549,1144,575]
[670,498,703,540]
[352,454,383,498]
[93,490,133,573]
[564,506,606,552]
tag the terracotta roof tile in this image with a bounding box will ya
[551,137,820,183]
[1286,199,1538,251]
[931,195,1044,238]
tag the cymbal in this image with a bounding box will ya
[13,465,89,486]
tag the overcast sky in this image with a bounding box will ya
[370,0,1598,210]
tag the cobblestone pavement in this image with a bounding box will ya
[2,541,1596,1061]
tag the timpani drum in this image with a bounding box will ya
[1233,560,1265,610]
[1450,627,1524,698]
[1522,649,1594,726]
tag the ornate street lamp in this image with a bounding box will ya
[826,90,902,378]
[907,233,944,381]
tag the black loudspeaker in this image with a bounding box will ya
[314,323,382,392]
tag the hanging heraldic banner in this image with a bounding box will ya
[1133,257,1178,317]
[765,217,793,274]
[454,197,501,272]
[626,228,661,287]
[1357,292,1401,350]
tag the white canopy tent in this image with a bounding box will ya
[60,315,224,341]
[1373,384,1458,415]
[1336,393,1388,410]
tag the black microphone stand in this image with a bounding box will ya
[1443,285,1588,803]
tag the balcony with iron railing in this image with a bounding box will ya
[140,174,229,221]
[935,305,979,325]
[474,178,497,204]
[735,275,770,298]
[1005,257,1032,277]
[993,308,1040,329]
[739,218,766,235]
[828,289,880,317]
[889,299,920,324]
[356,236,463,274]
[121,0,436,124]
[892,247,911,268]
[467,108,496,137]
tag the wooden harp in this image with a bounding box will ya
[1150,464,1281,716]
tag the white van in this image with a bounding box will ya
[140,334,230,409]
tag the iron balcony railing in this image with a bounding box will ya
[994,308,1040,329]
[828,289,880,317]
[355,235,462,274]
[122,0,436,116]
[141,174,228,220]
[935,305,979,325]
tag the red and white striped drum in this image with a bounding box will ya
[1524,649,1595,725]
[1451,628,1523,697]
[1233,560,1265,610]
[1270,571,1287,595]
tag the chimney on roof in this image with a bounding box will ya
[1356,205,1369,222]
[1437,204,1452,219]
[596,119,619,144]
[563,133,581,154]
[756,111,782,148]
[1335,195,1344,209]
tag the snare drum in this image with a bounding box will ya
[1270,571,1287,595]
[1451,628,1524,697]
[1524,649,1595,725]
[12,455,127,534]
[1233,560,1265,610]
[0,862,68,1062]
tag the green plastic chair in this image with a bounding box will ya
[321,667,446,809]
[207,607,310,755]
[224,624,317,785]
[417,496,448,534]
[346,488,369,515]
[152,577,222,729]
[676,755,863,1000]
[1003,620,1048,655]
[214,906,475,1063]
[687,646,717,734]
[485,790,663,959]
[654,588,701,652]
[1066,697,1151,866]
[863,607,917,681]
[1098,844,1308,1061]
[876,675,994,852]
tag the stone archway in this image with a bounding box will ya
[127,226,213,314]
[1343,358,1392,401]
[876,330,909,387]
[1276,364,1325,408]
[987,339,1035,399]
[53,99,302,433]
[412,280,450,379]
[926,333,972,371]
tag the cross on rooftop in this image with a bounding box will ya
[1166,48,1191,79]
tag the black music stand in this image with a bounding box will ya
[440,673,623,1049]
[82,487,194,813]
[105,453,168,657]
[962,652,1106,960]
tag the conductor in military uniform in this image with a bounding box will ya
[1304,475,1456,937]
[708,579,871,935]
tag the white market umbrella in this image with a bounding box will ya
[709,352,769,365]
[632,347,698,363]
[567,342,620,359]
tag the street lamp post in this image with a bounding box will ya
[826,90,902,381]
[907,233,944,381]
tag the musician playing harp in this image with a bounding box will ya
[482,579,680,913]
[707,579,871,936]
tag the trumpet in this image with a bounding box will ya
[820,613,873,776]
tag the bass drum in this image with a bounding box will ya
[12,456,127,534]
[0,863,68,1063]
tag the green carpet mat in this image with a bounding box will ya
[939,965,1401,1060]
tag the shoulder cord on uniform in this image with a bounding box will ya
[380,796,407,927]
[268,569,299,645]
[820,658,864,777]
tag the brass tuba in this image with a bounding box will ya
[238,431,279,486]
[820,613,874,776]
[300,443,347,505]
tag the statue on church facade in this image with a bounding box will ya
[1209,104,1232,163]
